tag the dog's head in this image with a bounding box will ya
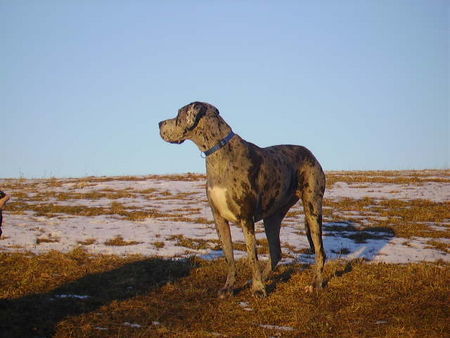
[159,102,220,144]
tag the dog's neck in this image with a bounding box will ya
[190,117,252,181]
[202,131,235,157]
[191,117,234,154]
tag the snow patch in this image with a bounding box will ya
[0,174,448,265]
[53,294,90,300]
[123,322,142,328]
[259,324,295,331]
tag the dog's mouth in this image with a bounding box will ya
[169,140,185,144]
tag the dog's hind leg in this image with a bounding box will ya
[302,193,326,289]
[304,220,315,253]
[212,211,236,298]
[262,213,283,281]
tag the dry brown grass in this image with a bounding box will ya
[148,173,206,181]
[110,201,125,214]
[165,235,270,254]
[6,189,139,203]
[36,236,60,244]
[7,200,168,222]
[0,249,447,337]
[425,240,450,254]
[77,238,96,246]
[1,171,448,336]
[152,241,165,249]
[326,169,450,189]
[8,202,108,218]
[166,215,215,225]
[168,234,221,251]
[104,235,142,246]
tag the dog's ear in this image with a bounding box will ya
[184,106,196,128]
[192,102,208,117]
[201,102,220,115]
[210,105,220,115]
[183,102,207,131]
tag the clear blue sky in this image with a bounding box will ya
[0,1,448,178]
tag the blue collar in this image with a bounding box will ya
[203,131,235,157]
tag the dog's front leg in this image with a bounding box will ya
[241,219,266,298]
[212,210,236,298]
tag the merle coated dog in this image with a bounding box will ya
[159,102,326,297]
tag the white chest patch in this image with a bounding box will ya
[208,186,237,223]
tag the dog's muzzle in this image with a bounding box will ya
[158,120,185,144]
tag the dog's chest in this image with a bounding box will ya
[208,186,238,223]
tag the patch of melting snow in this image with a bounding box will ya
[259,324,295,331]
[95,327,108,331]
[428,224,449,232]
[53,294,90,300]
[1,174,449,265]
[239,301,253,311]
[327,181,450,202]
[123,322,142,328]
[200,249,224,260]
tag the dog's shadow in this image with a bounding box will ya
[322,221,395,261]
[227,263,300,297]
[293,220,395,289]
[262,221,396,294]
[0,257,197,337]
[233,259,358,297]
[265,264,304,294]
[295,221,395,266]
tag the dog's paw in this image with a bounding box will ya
[304,285,314,293]
[304,279,325,293]
[251,283,267,298]
[252,288,267,298]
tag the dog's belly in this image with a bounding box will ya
[208,186,238,223]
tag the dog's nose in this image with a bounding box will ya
[158,121,164,128]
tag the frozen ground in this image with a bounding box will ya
[0,171,448,264]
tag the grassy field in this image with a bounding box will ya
[0,170,449,337]
[0,249,448,337]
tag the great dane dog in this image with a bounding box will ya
[159,102,326,297]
